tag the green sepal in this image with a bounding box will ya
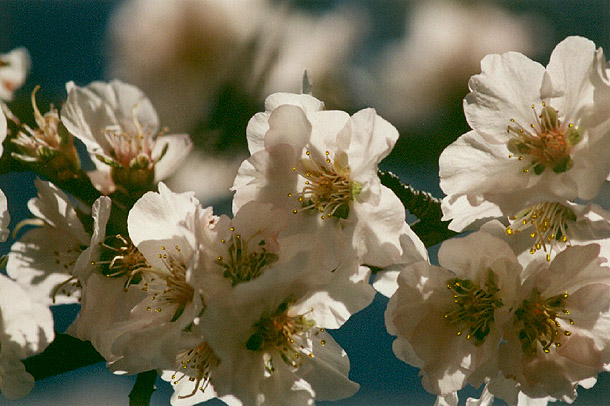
[552,156,573,173]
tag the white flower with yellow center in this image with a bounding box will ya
[497,243,610,403]
[93,183,208,374]
[61,80,192,193]
[385,229,521,396]
[440,36,610,226]
[233,92,408,268]
[201,280,361,405]
[7,179,92,305]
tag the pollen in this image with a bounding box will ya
[506,103,580,175]
[514,289,573,354]
[444,270,503,346]
[246,299,316,371]
[289,149,361,220]
[216,227,279,286]
[173,342,218,399]
[506,202,575,260]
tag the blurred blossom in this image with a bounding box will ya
[165,150,246,205]
[106,0,271,133]
[0,47,30,102]
[255,5,368,109]
[106,0,367,136]
[358,0,546,128]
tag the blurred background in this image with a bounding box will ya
[0,0,609,405]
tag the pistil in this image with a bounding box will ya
[514,288,573,354]
[507,103,580,175]
[444,270,504,345]
[290,150,361,220]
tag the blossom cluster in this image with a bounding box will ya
[0,50,426,404]
[386,36,610,405]
[1,34,610,406]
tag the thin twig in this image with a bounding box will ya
[379,170,457,247]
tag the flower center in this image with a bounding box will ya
[100,106,156,170]
[506,103,580,175]
[290,150,361,220]
[514,288,573,354]
[444,270,504,345]
[94,234,149,286]
[125,244,194,322]
[246,299,317,371]
[506,202,575,261]
[216,227,279,286]
[171,341,219,399]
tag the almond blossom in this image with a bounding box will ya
[440,36,610,230]
[201,277,362,405]
[7,179,92,305]
[78,182,204,372]
[385,228,522,395]
[61,80,192,193]
[232,92,409,269]
[497,244,610,402]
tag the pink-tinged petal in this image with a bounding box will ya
[7,227,81,305]
[27,179,89,244]
[346,108,398,176]
[246,111,271,154]
[264,104,311,151]
[440,130,528,197]
[127,182,199,267]
[263,92,324,113]
[62,81,119,155]
[308,110,351,152]
[297,332,359,401]
[0,47,30,101]
[545,37,597,122]
[0,274,54,357]
[152,133,193,181]
[464,52,545,140]
[353,185,407,267]
[232,144,298,214]
[74,196,112,284]
[85,79,159,134]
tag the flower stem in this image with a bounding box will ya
[378,170,457,247]
[129,370,158,406]
[23,333,104,381]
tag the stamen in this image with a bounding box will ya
[444,270,503,345]
[137,246,193,322]
[506,103,580,175]
[95,234,149,287]
[514,289,572,354]
[246,299,316,371]
[506,202,574,260]
[216,228,278,286]
[289,150,361,220]
[172,342,218,399]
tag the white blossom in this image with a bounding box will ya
[497,244,610,402]
[7,179,91,305]
[0,274,54,400]
[233,92,410,269]
[440,36,610,227]
[61,80,192,193]
[385,229,522,395]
